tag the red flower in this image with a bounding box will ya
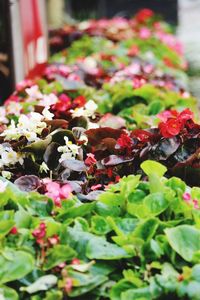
[117,133,133,149]
[128,45,139,57]
[85,153,97,166]
[9,226,18,235]
[135,9,154,23]
[52,94,71,112]
[73,95,86,108]
[158,109,194,138]
[131,129,152,143]
[179,108,194,122]
[159,118,182,138]
[157,110,178,122]
[163,57,175,68]
[32,222,46,244]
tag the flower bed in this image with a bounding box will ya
[1,9,200,300]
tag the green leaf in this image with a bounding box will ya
[165,225,200,262]
[68,271,107,297]
[110,279,135,300]
[0,285,19,300]
[0,249,34,284]
[121,287,151,300]
[57,203,95,220]
[91,216,111,235]
[143,192,169,216]
[141,160,167,178]
[86,237,131,260]
[43,245,77,270]
[133,218,159,242]
[14,207,32,228]
[0,220,15,238]
[20,275,58,294]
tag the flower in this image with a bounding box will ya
[64,278,73,294]
[58,136,80,163]
[85,153,96,166]
[158,109,194,138]
[9,226,18,235]
[131,129,152,143]
[182,192,199,209]
[0,107,9,124]
[1,171,12,180]
[128,45,140,57]
[71,258,80,265]
[6,102,22,116]
[42,106,54,120]
[0,145,24,168]
[139,27,151,39]
[73,95,86,108]
[71,100,97,119]
[157,110,178,122]
[25,85,42,100]
[1,112,46,142]
[32,222,46,244]
[116,133,133,149]
[39,93,58,106]
[159,118,182,138]
[48,234,60,245]
[0,179,7,193]
[45,180,71,206]
[52,94,71,112]
[39,162,50,174]
[135,9,154,23]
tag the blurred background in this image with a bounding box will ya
[0,0,200,102]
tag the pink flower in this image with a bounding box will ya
[45,181,71,206]
[71,258,80,265]
[157,110,178,122]
[183,192,191,202]
[193,199,199,209]
[139,27,151,39]
[65,278,73,294]
[91,184,102,191]
[48,234,60,245]
[32,222,46,244]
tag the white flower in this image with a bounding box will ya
[83,57,97,69]
[39,162,49,173]
[1,111,46,142]
[0,107,8,124]
[71,100,97,119]
[6,102,22,116]
[84,100,98,117]
[25,85,42,99]
[58,136,80,163]
[1,171,12,180]
[39,93,58,106]
[0,146,24,168]
[0,180,7,193]
[78,133,88,144]
[42,107,54,120]
[88,121,99,129]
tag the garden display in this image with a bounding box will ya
[1,9,200,300]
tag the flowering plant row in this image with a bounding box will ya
[0,9,200,300]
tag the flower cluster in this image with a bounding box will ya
[44,180,72,206]
[158,109,194,138]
